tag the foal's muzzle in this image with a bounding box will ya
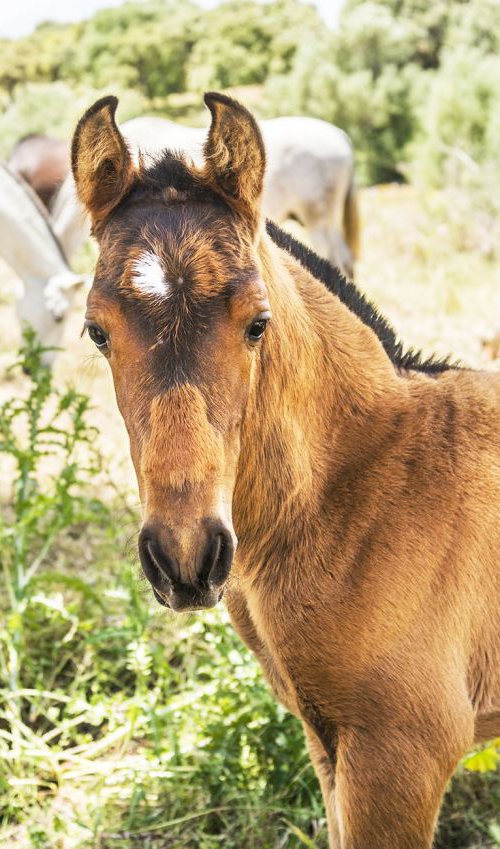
[138,521,234,612]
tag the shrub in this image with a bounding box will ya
[186,0,322,93]
[264,32,424,183]
[410,47,500,188]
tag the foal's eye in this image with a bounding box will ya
[86,323,109,352]
[246,313,270,345]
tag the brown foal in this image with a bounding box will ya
[71,93,500,848]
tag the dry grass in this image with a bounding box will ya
[357,184,500,368]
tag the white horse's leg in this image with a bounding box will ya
[14,279,68,366]
[305,216,354,279]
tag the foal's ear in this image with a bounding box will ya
[203,92,265,231]
[71,96,135,232]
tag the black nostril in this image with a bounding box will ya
[200,526,234,588]
[138,529,177,587]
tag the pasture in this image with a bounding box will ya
[0,183,499,848]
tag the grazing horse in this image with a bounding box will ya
[72,93,500,849]
[0,164,86,365]
[51,112,358,278]
[8,134,69,210]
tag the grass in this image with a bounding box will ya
[0,185,499,848]
[356,185,500,370]
[1,521,325,849]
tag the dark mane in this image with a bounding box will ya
[266,220,455,375]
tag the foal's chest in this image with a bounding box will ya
[237,584,343,725]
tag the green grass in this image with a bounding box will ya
[0,328,499,849]
[0,525,326,849]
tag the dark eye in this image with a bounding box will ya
[87,323,109,352]
[246,314,270,344]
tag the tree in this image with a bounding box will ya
[186,0,323,91]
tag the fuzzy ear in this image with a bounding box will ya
[71,96,135,232]
[203,92,265,231]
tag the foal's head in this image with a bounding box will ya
[72,94,270,611]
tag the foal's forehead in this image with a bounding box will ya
[94,199,257,304]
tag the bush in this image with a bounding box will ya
[408,45,500,259]
[411,47,500,188]
[265,31,424,183]
[63,1,199,99]
[266,0,500,185]
[186,0,322,93]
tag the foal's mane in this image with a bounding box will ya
[266,220,455,375]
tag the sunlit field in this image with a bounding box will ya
[1,0,500,846]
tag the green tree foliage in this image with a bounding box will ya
[0,23,79,95]
[411,46,500,186]
[343,0,458,68]
[0,2,199,100]
[1,0,499,184]
[265,20,425,182]
[408,39,500,258]
[265,0,500,182]
[64,1,199,98]
[186,0,322,91]
[0,0,323,101]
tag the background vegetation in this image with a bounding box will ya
[0,1,499,847]
[0,0,499,194]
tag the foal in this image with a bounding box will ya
[72,93,500,848]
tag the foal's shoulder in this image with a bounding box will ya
[440,365,500,402]
[406,366,500,447]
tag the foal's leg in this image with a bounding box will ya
[334,718,473,849]
[304,726,341,848]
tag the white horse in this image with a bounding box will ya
[0,164,86,365]
[53,114,359,277]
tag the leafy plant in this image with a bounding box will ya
[0,327,109,816]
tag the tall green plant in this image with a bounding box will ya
[0,327,105,602]
[0,328,107,775]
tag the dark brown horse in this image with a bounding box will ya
[8,134,69,209]
[71,93,500,848]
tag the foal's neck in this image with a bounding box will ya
[233,233,403,559]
